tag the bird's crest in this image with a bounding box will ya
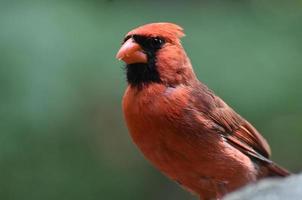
[126,22,185,44]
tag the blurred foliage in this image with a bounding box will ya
[0,0,301,200]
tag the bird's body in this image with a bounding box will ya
[123,83,258,198]
[116,23,290,200]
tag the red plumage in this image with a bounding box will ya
[116,23,290,200]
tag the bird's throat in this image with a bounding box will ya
[125,63,161,86]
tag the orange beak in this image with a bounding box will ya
[116,38,147,64]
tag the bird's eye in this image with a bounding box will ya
[151,37,165,47]
[132,35,165,50]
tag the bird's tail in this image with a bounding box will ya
[265,162,291,177]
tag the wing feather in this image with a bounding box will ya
[191,84,271,162]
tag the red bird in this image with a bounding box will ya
[116,23,290,200]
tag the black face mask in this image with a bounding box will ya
[124,35,166,87]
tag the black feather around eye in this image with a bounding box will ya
[132,35,165,51]
[122,35,131,44]
[152,37,164,46]
[123,34,165,87]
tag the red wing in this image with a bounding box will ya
[209,96,271,159]
[232,121,271,158]
[191,85,272,162]
[226,126,272,163]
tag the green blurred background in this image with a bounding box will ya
[0,0,301,199]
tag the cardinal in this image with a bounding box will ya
[116,23,290,200]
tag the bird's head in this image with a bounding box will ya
[116,22,196,87]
